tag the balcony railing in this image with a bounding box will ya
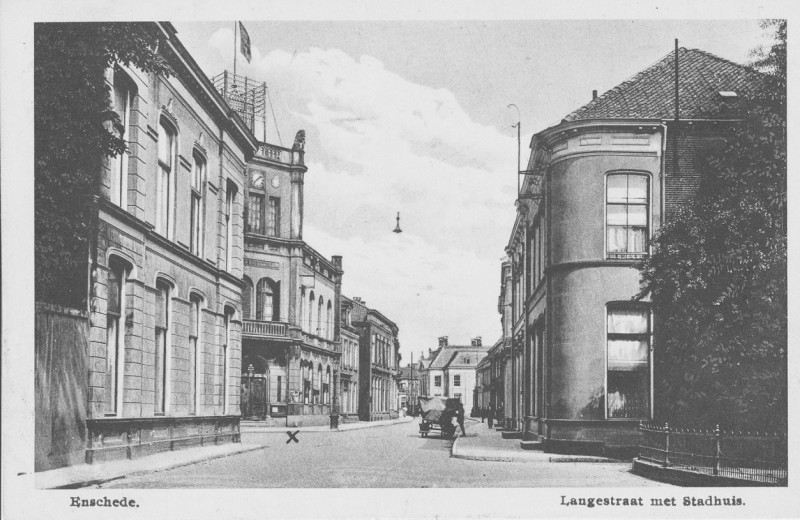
[242,319,289,339]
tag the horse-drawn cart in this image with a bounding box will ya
[418,396,459,438]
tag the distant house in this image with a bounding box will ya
[422,336,489,414]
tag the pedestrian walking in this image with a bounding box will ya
[487,404,494,429]
[481,407,485,423]
[456,403,467,436]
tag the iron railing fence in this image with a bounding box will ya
[639,422,787,485]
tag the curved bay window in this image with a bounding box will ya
[606,173,648,259]
[256,278,280,321]
[606,306,650,419]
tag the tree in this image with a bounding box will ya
[637,20,786,430]
[35,23,171,307]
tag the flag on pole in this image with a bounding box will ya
[239,22,252,63]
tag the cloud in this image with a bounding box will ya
[208,29,516,351]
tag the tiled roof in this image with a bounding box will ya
[445,349,488,369]
[563,48,765,123]
[429,346,488,370]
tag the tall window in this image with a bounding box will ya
[225,181,237,269]
[190,153,205,256]
[302,363,310,404]
[316,364,323,404]
[242,276,253,319]
[607,173,648,258]
[154,281,171,414]
[223,308,233,414]
[247,193,265,234]
[189,295,202,415]
[267,197,280,236]
[454,375,461,387]
[156,121,175,237]
[308,291,315,332]
[112,71,134,208]
[257,278,279,321]
[324,367,331,405]
[434,375,442,387]
[105,260,127,414]
[317,296,324,336]
[326,301,332,339]
[607,307,650,419]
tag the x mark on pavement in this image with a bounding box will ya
[286,430,300,444]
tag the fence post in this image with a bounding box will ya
[713,425,721,476]
[664,422,670,467]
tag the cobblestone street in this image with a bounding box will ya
[98,419,666,488]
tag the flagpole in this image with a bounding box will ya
[233,21,237,80]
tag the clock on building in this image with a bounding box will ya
[251,171,264,189]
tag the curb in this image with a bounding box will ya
[40,444,268,490]
[241,416,414,434]
[451,429,619,464]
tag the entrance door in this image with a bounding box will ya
[241,376,267,420]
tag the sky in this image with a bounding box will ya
[171,20,768,362]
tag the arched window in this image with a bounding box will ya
[189,293,203,415]
[308,291,315,332]
[156,119,176,238]
[316,364,323,404]
[154,279,172,414]
[326,301,333,340]
[190,151,206,256]
[302,362,310,404]
[223,306,235,414]
[257,278,280,321]
[225,180,237,270]
[111,70,136,208]
[317,296,324,337]
[105,257,130,415]
[299,288,305,330]
[324,366,331,405]
[242,276,253,320]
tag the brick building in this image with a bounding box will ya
[85,23,256,461]
[502,47,765,456]
[347,297,401,421]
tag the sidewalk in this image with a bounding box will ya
[31,442,266,490]
[452,421,616,464]
[240,415,413,433]
[31,416,415,489]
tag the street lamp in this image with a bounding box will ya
[247,363,255,418]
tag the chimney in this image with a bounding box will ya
[471,336,482,347]
[438,336,448,348]
[428,348,432,357]
[592,89,598,100]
